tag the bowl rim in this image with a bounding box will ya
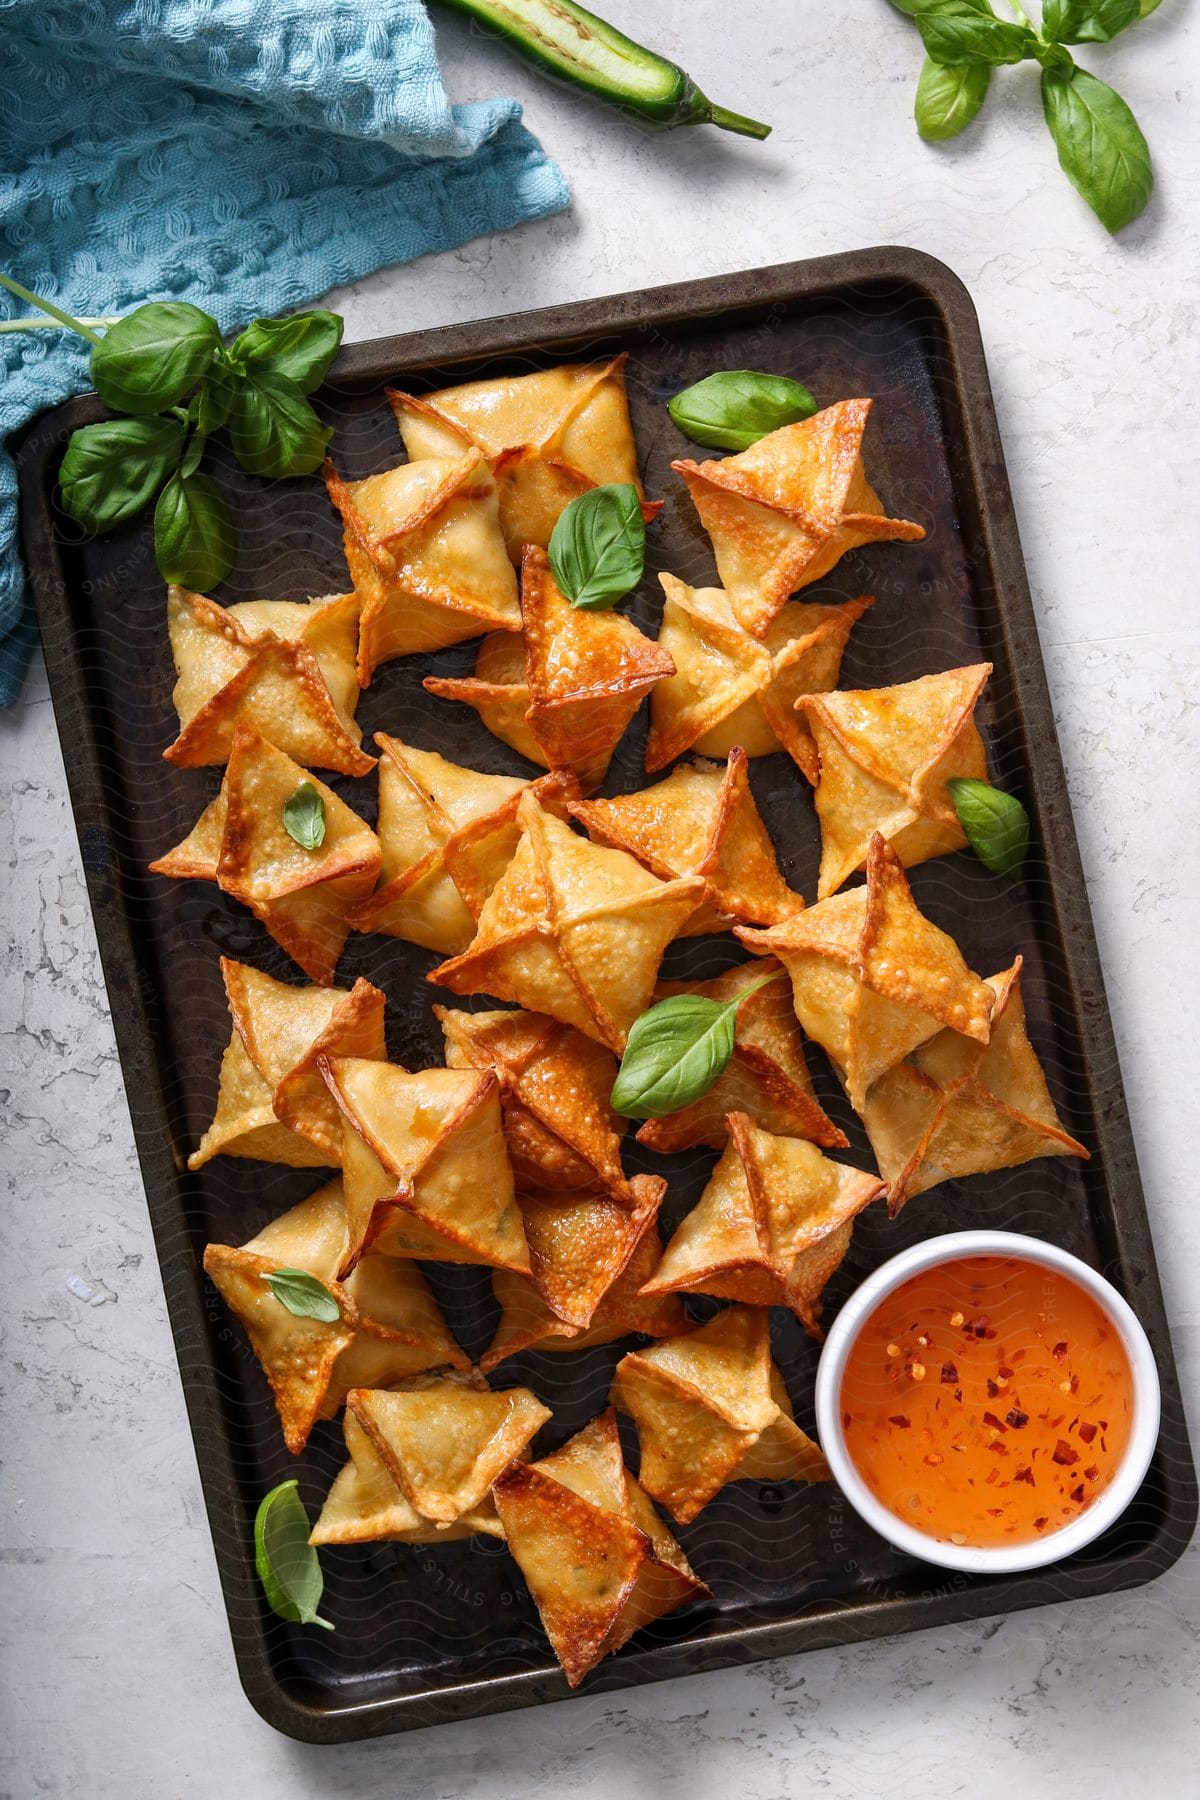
[813,1228,1162,1575]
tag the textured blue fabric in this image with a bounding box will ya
[0,0,569,703]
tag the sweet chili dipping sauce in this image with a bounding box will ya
[839,1255,1133,1547]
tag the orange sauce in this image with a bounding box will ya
[839,1255,1133,1548]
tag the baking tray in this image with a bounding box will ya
[17,248,1196,1743]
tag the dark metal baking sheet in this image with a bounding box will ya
[17,248,1196,1743]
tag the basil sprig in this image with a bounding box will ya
[282,781,327,851]
[254,1480,333,1630]
[0,273,343,592]
[611,972,778,1120]
[947,777,1030,876]
[888,0,1156,230]
[262,1268,341,1322]
[668,370,817,452]
[548,483,645,610]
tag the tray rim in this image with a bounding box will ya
[16,244,1197,1745]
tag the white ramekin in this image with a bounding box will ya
[814,1229,1161,1574]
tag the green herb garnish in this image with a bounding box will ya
[282,781,326,851]
[262,1268,341,1322]
[611,973,779,1120]
[254,1481,333,1629]
[0,272,343,591]
[668,370,817,452]
[547,482,646,611]
[947,777,1030,876]
[889,0,1156,233]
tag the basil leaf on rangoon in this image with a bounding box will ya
[90,301,221,415]
[153,468,234,591]
[668,370,817,451]
[1040,66,1152,233]
[227,311,344,394]
[226,368,332,478]
[262,1268,340,1322]
[254,1481,333,1629]
[282,781,326,851]
[548,482,645,610]
[947,777,1030,876]
[611,974,778,1119]
[915,56,992,139]
[59,416,186,535]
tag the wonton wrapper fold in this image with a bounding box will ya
[673,399,925,637]
[324,452,519,682]
[149,725,382,985]
[321,1055,528,1276]
[388,355,653,561]
[635,960,846,1155]
[493,1408,708,1686]
[164,586,372,774]
[426,548,673,790]
[612,1306,831,1523]
[798,663,991,897]
[430,791,705,1051]
[646,575,872,780]
[189,958,386,1169]
[738,833,994,1113]
[203,1180,467,1453]
[641,1114,884,1335]
[860,957,1089,1214]
[570,749,803,935]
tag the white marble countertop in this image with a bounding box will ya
[4,2,1198,1792]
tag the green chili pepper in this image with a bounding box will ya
[432,0,771,138]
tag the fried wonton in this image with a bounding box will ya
[149,725,382,985]
[737,833,994,1113]
[163,585,373,775]
[493,1407,708,1686]
[189,958,386,1170]
[612,1305,831,1523]
[429,791,705,1051]
[798,664,991,898]
[635,959,846,1155]
[350,735,578,955]
[203,1180,467,1453]
[482,1178,687,1369]
[570,749,803,936]
[311,1408,498,1546]
[860,957,1089,1215]
[425,547,674,790]
[324,452,520,681]
[645,575,872,780]
[321,1054,529,1276]
[641,1114,884,1336]
[388,355,653,561]
[673,399,925,637]
[435,1005,632,1201]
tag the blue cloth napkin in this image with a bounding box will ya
[0,0,569,703]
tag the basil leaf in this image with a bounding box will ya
[668,370,817,452]
[154,469,234,591]
[548,483,645,611]
[916,3,1034,64]
[59,416,185,535]
[262,1267,340,1322]
[192,362,236,439]
[227,369,331,478]
[1042,0,1138,40]
[611,973,778,1120]
[254,1480,333,1629]
[90,301,220,415]
[946,777,1030,876]
[282,781,326,851]
[228,311,343,394]
[1041,66,1152,233]
[915,56,992,138]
